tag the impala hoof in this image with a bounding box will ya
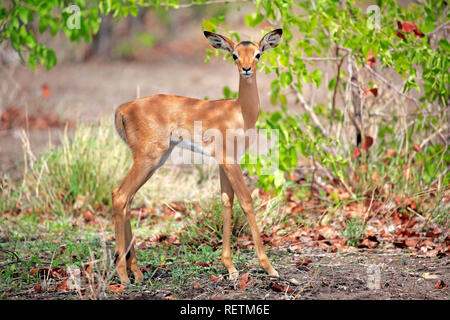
[229,270,239,280]
[132,269,144,283]
[117,273,130,284]
[267,268,279,278]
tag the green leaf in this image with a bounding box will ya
[244,13,264,27]
[280,72,293,88]
[129,5,138,17]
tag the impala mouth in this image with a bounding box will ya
[240,71,253,77]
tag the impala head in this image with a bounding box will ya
[204,29,283,78]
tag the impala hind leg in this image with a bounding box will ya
[220,163,279,277]
[125,219,143,282]
[219,167,239,280]
[112,156,160,283]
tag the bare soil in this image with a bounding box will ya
[4,249,449,300]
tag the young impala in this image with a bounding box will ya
[112,28,283,283]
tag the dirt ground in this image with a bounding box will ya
[4,248,449,300]
[137,250,450,300]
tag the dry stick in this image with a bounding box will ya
[426,21,450,36]
[287,84,355,194]
[330,49,347,127]
[292,256,325,300]
[420,125,448,149]
[0,249,20,268]
[365,64,448,176]
[363,189,376,223]
[364,66,419,107]
[350,57,364,148]
[289,83,329,140]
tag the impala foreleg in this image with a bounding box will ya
[220,163,279,278]
[219,167,239,280]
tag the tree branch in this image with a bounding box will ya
[289,83,328,139]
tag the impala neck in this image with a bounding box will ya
[237,73,260,130]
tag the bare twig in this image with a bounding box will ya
[364,66,419,107]
[289,83,328,139]
[0,249,20,268]
[426,21,450,36]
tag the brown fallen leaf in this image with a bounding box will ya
[271,282,293,293]
[30,267,68,279]
[386,149,396,157]
[108,284,125,294]
[83,210,95,222]
[296,258,312,267]
[238,271,253,291]
[57,280,70,292]
[30,267,50,277]
[404,238,418,248]
[195,261,211,267]
[208,274,221,283]
[34,284,42,293]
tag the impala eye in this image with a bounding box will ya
[255,53,261,60]
[232,53,239,60]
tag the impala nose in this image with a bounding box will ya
[242,67,251,72]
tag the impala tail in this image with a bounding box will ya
[114,107,128,144]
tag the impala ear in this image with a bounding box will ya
[259,29,283,53]
[203,31,235,53]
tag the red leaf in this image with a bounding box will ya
[363,136,374,150]
[401,21,417,33]
[42,83,51,99]
[108,284,125,294]
[435,280,448,290]
[413,29,425,38]
[396,31,407,40]
[34,284,42,293]
[351,147,361,159]
[364,88,378,98]
[365,48,376,67]
[413,144,420,152]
